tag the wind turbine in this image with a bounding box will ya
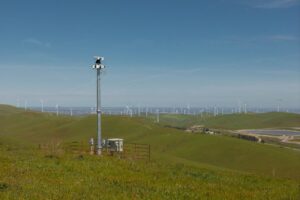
[24,100,27,111]
[238,99,242,113]
[138,104,141,116]
[125,105,131,116]
[213,106,217,116]
[187,104,191,115]
[40,99,44,113]
[156,109,160,123]
[277,99,282,112]
[130,108,133,117]
[56,104,59,116]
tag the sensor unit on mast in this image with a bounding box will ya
[92,56,105,69]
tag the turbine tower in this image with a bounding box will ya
[56,104,59,116]
[24,100,27,111]
[92,56,105,155]
[277,99,282,112]
[40,99,44,113]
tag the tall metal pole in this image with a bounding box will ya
[97,68,102,155]
[93,56,105,155]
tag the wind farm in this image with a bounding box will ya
[1,0,300,199]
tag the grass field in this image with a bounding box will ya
[1,147,299,200]
[1,105,300,199]
[148,112,300,130]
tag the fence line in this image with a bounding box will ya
[38,141,150,161]
[123,143,150,161]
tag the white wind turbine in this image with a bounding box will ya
[125,105,130,116]
[187,104,191,115]
[56,104,59,116]
[40,99,44,113]
[277,99,282,112]
[24,100,27,111]
[138,104,141,116]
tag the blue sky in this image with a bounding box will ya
[0,0,299,108]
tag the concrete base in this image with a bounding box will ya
[96,148,102,156]
[90,146,95,155]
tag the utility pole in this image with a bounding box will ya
[92,56,105,155]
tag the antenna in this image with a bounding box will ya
[92,56,106,155]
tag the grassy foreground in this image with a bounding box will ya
[0,146,299,200]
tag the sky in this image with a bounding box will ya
[0,0,299,108]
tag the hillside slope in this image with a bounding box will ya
[148,112,300,130]
[0,105,300,180]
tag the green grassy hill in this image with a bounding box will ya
[148,112,300,130]
[0,105,300,181]
[1,105,300,199]
[0,104,23,116]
